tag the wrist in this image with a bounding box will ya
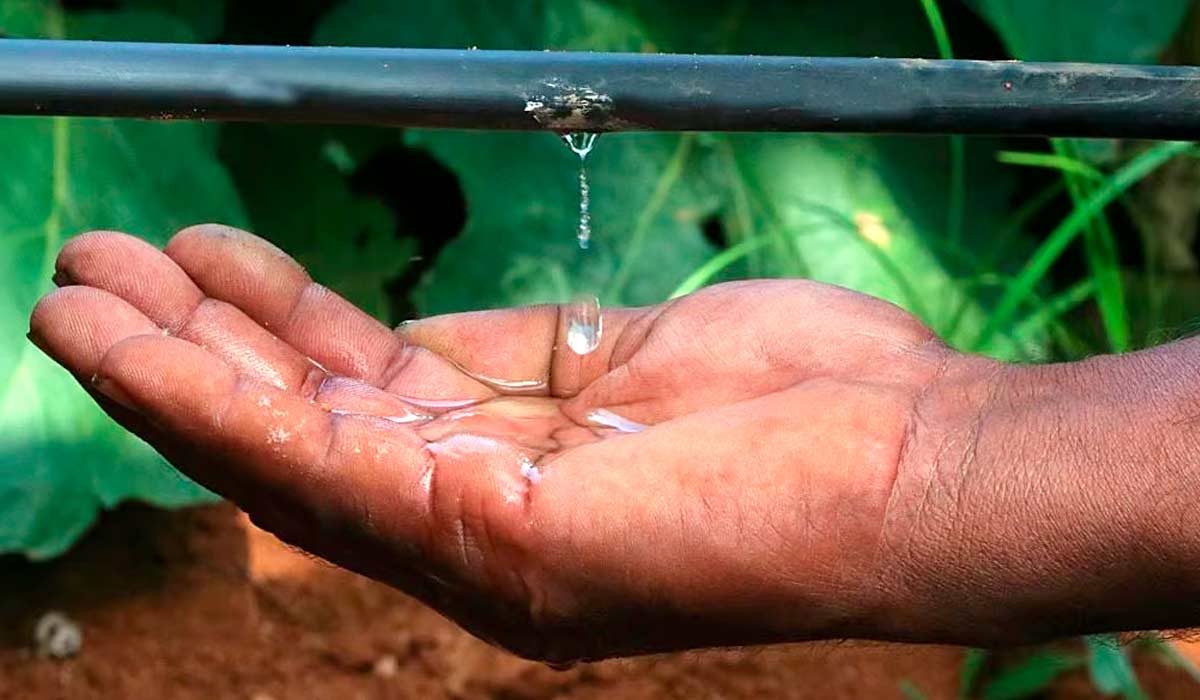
[875,342,1200,646]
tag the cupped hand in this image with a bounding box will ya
[28,225,965,662]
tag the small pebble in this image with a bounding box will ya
[373,654,399,678]
[33,611,82,660]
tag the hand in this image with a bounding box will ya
[29,224,961,661]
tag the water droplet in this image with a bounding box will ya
[566,294,602,355]
[519,455,543,484]
[329,407,433,425]
[586,408,646,433]
[396,396,483,412]
[562,132,598,249]
[440,358,548,395]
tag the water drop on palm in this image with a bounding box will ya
[565,294,602,355]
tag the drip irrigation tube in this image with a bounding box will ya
[3,40,1200,137]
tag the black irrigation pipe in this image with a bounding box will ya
[4,39,1200,138]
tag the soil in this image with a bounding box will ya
[0,503,1196,700]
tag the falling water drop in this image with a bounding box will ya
[562,132,598,249]
[575,166,591,249]
[565,293,602,355]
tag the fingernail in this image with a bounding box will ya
[51,268,74,287]
[395,318,425,339]
[90,374,138,413]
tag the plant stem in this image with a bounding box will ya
[1054,138,1129,352]
[669,236,772,298]
[996,150,1105,180]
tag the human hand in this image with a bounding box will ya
[35,225,1200,662]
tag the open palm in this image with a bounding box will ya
[30,225,955,662]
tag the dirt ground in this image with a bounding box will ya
[0,503,1196,700]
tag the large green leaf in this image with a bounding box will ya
[217,124,413,321]
[416,130,717,312]
[711,133,1007,342]
[316,0,716,313]
[0,0,49,36]
[1,0,203,42]
[122,0,226,41]
[0,3,247,558]
[981,651,1081,700]
[965,0,1191,63]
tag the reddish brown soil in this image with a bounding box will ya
[0,503,1194,699]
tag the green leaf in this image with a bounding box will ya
[712,132,996,339]
[0,0,52,36]
[1086,635,1147,700]
[64,9,196,42]
[0,3,248,558]
[981,651,1080,700]
[316,0,715,314]
[409,129,716,313]
[217,124,412,321]
[961,649,990,698]
[317,0,652,52]
[121,0,226,40]
[3,0,222,40]
[997,150,1105,181]
[964,0,1191,63]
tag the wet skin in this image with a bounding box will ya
[29,225,1200,661]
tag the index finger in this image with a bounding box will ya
[401,303,648,398]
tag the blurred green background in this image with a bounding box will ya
[3,0,1200,694]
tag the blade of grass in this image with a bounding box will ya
[961,649,989,699]
[993,146,1124,349]
[1086,635,1147,700]
[918,0,964,244]
[982,651,1082,700]
[944,180,1065,343]
[1055,138,1129,352]
[946,273,1091,359]
[1012,278,1095,342]
[997,150,1105,181]
[669,235,773,298]
[972,140,1192,352]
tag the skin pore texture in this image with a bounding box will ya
[27,224,1200,663]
